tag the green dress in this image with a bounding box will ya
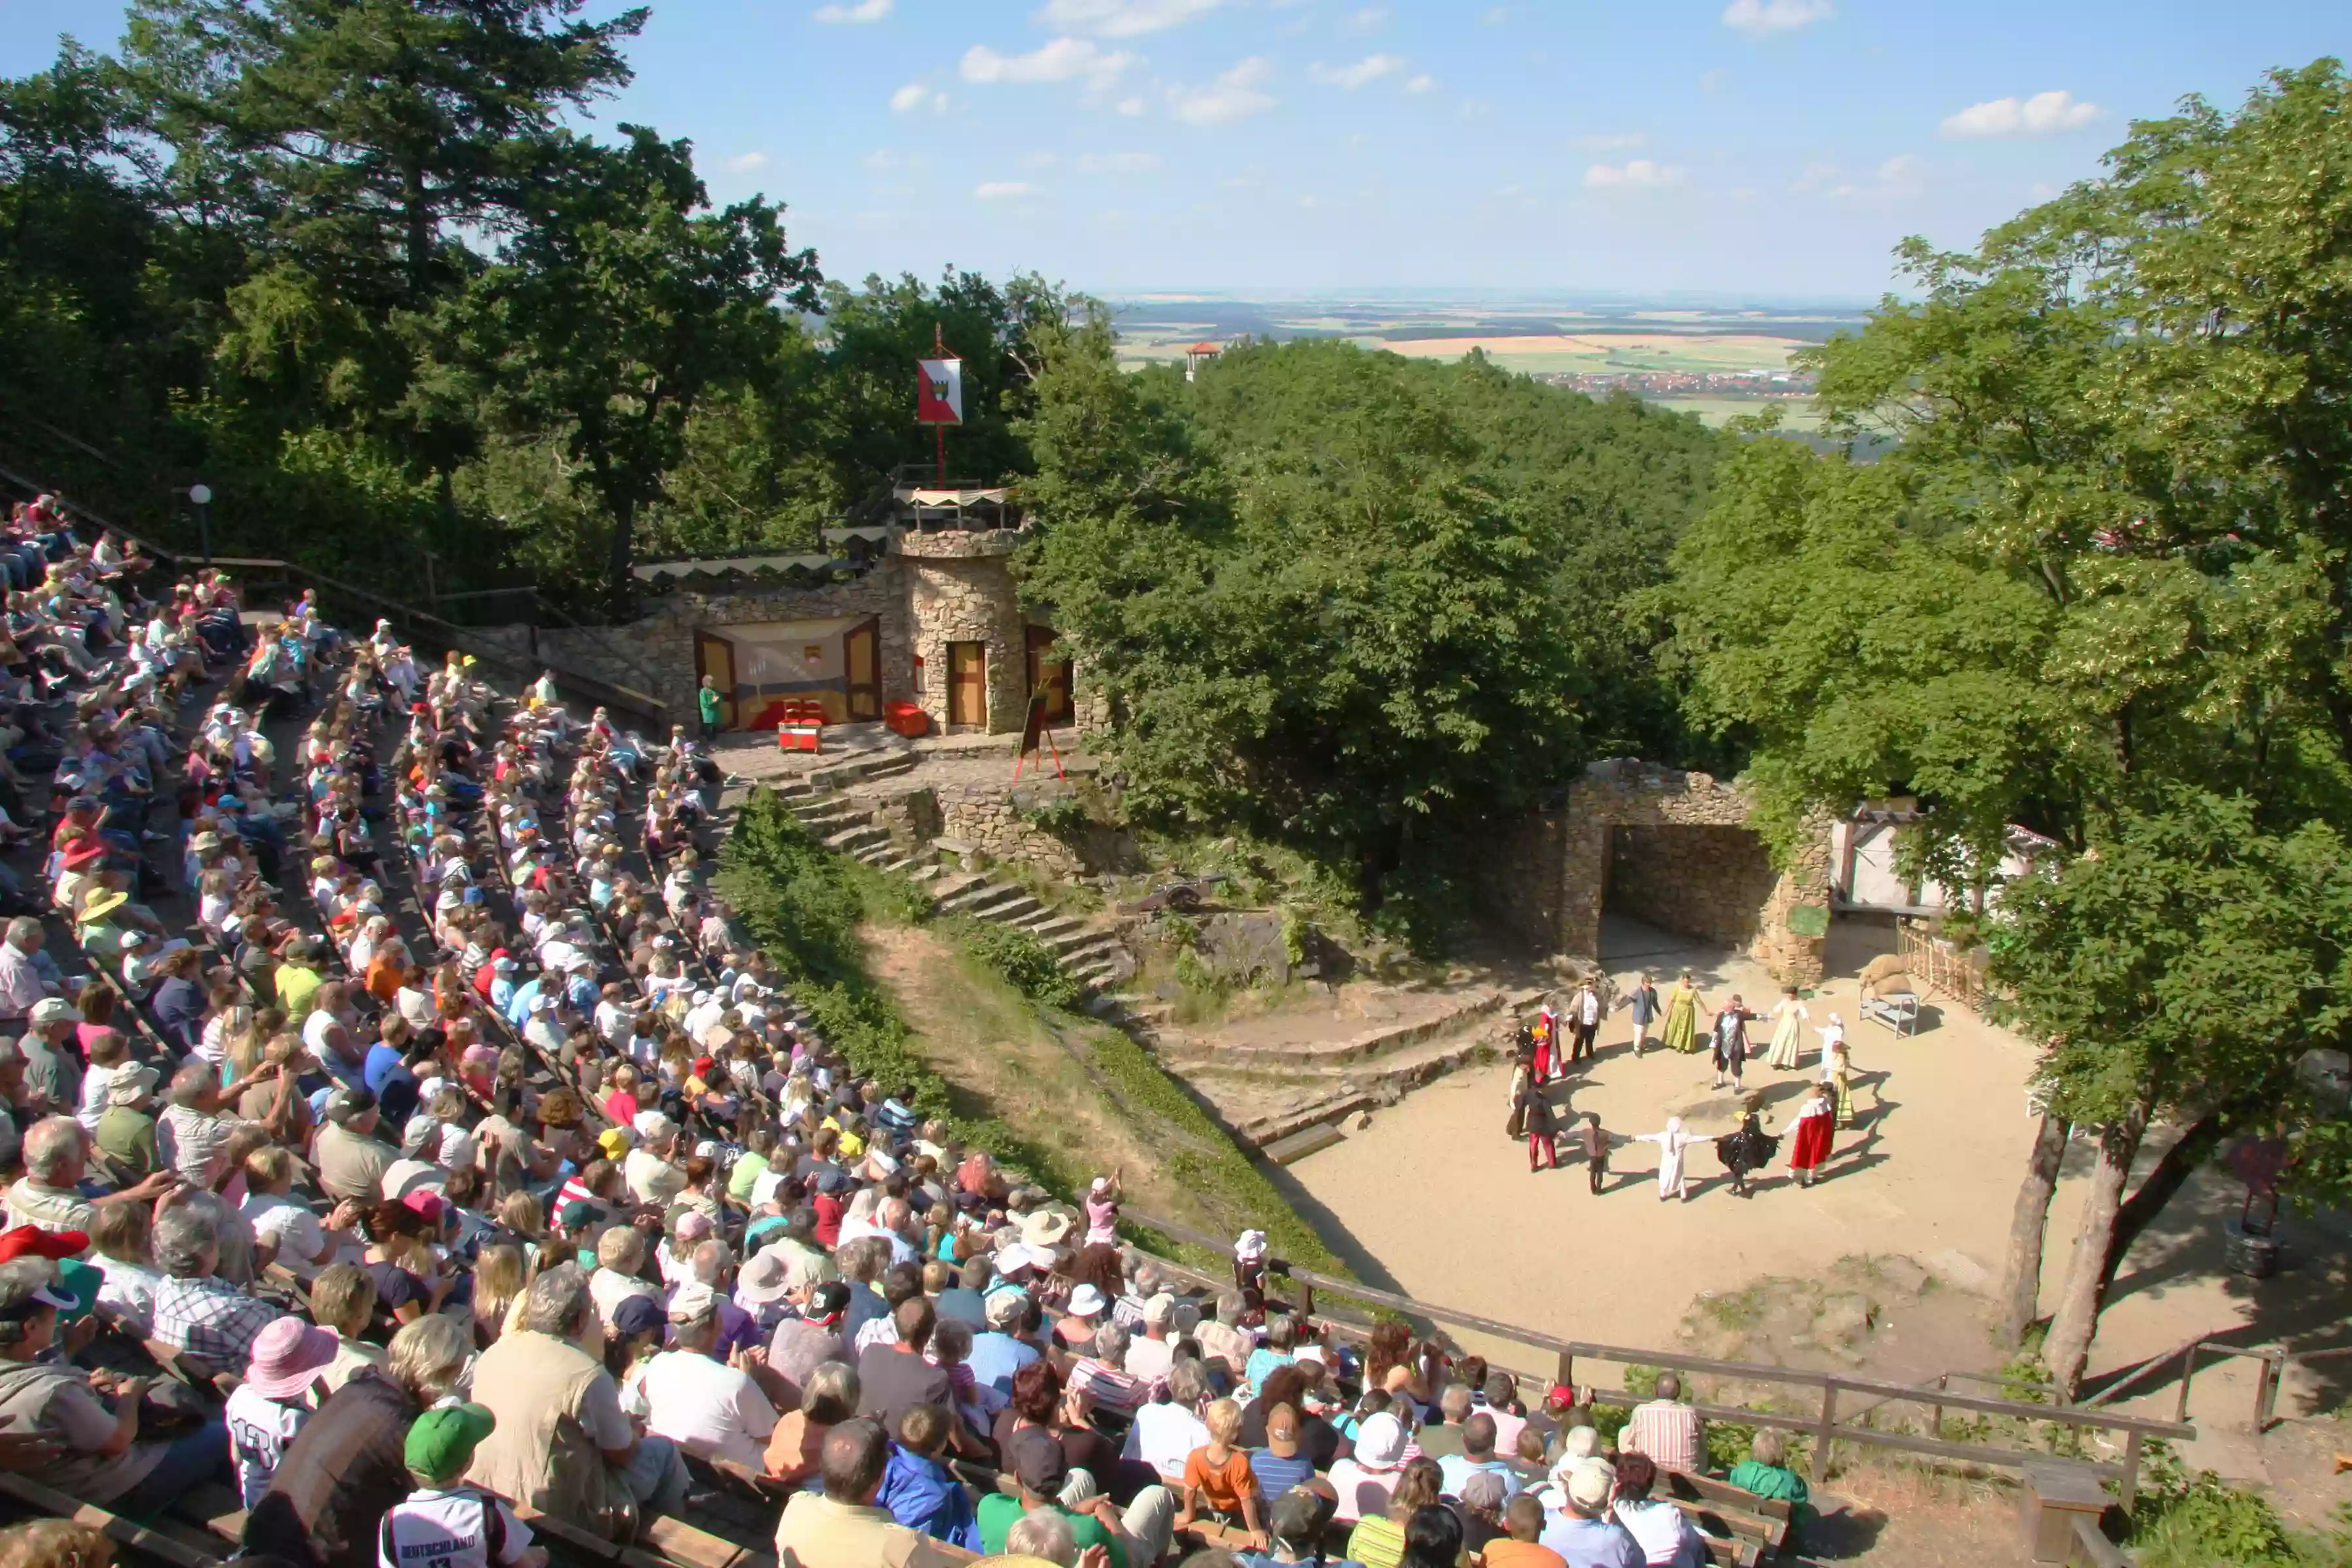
[1662,981,1702,1053]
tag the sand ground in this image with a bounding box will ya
[1280,913,2352,1506]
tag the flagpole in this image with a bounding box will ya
[934,324,949,485]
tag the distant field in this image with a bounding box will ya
[1646,395,1827,432]
[1377,333,1803,374]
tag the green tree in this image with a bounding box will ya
[453,126,819,615]
[1655,59,2352,1393]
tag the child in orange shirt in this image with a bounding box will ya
[1175,1397,1265,1548]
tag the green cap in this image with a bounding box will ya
[405,1402,497,1484]
[53,1260,100,1324]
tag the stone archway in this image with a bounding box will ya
[1558,759,1829,985]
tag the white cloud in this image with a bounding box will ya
[723,152,769,174]
[813,0,891,21]
[974,180,1037,200]
[1115,96,1145,115]
[1828,153,1925,199]
[1032,0,1220,36]
[1344,5,1389,30]
[1405,74,1435,95]
[1169,56,1276,125]
[1721,0,1830,37]
[1077,151,1162,173]
[1940,90,2100,139]
[1309,54,1405,90]
[961,38,1136,90]
[889,82,928,112]
[1584,159,1686,189]
[1569,131,1645,151]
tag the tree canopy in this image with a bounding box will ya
[1019,324,1724,938]
[1653,59,2352,1390]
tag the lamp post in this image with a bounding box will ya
[186,483,213,566]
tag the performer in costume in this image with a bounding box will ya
[1660,972,1703,1054]
[1765,985,1809,1070]
[1715,1098,1780,1198]
[1788,1083,1836,1186]
[1823,1032,1855,1127]
[1628,972,1660,1056]
[1709,996,1759,1092]
[1505,1036,1535,1139]
[1635,1115,1708,1202]
[1531,1007,1556,1086]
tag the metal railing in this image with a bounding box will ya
[1126,1207,2191,1509]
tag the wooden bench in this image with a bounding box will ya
[0,1473,222,1568]
[1665,1471,1792,1562]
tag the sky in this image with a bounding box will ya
[3,0,2345,302]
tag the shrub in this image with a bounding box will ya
[951,918,1082,1011]
[2127,1443,2299,1567]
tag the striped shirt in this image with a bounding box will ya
[1620,1398,1705,1473]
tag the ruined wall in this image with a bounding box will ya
[902,532,1026,734]
[1546,759,1830,986]
[482,567,912,728]
[1608,825,1780,948]
[1467,806,1568,955]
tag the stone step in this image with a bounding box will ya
[965,890,1043,924]
[1022,914,1085,942]
[1154,987,1507,1071]
[1043,926,1114,958]
[926,873,988,906]
[824,825,892,854]
[1054,934,1126,965]
[1261,1122,1347,1166]
[934,879,1012,913]
[877,856,919,875]
[909,865,945,885]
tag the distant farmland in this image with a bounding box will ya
[1371,332,1804,376]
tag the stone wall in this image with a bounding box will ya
[482,569,913,728]
[902,532,1027,734]
[1608,824,1780,948]
[935,785,1086,877]
[1477,758,1834,987]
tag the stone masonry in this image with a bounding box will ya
[1562,759,1828,986]
[901,530,1028,735]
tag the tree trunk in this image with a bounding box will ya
[606,491,637,623]
[2044,1103,2149,1398]
[1996,1111,2071,1347]
[2095,1108,2224,1297]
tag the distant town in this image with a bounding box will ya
[1533,367,1820,399]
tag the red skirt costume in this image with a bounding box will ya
[1789,1103,1835,1172]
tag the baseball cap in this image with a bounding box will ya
[558,1200,608,1231]
[610,1294,665,1338]
[1007,1428,1068,1496]
[27,998,81,1027]
[805,1281,852,1326]
[405,1403,497,1485]
[0,1259,81,1320]
[667,1282,717,1323]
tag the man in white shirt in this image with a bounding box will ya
[625,1117,686,1208]
[0,918,57,1026]
[1123,1293,1179,1384]
[1122,1356,1211,1484]
[621,1286,785,1471]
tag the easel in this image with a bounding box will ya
[1011,693,1064,781]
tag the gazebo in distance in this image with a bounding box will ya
[1184,340,1223,382]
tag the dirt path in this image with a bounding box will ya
[860,921,1227,1237]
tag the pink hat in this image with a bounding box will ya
[244,1315,338,1399]
[400,1190,447,1226]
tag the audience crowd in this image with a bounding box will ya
[0,495,1810,1568]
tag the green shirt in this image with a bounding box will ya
[975,1494,1124,1568]
[1727,1458,1810,1506]
[93,1107,157,1183]
[725,1152,768,1203]
[698,686,723,725]
[275,963,323,1020]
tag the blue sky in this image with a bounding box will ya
[4,0,2344,301]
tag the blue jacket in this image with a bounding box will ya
[875,1445,979,1550]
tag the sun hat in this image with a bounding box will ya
[0,1228,87,1264]
[667,1281,718,1323]
[596,1128,631,1160]
[107,1063,159,1107]
[27,998,81,1027]
[737,1249,792,1308]
[60,843,106,870]
[405,1402,497,1486]
[1353,1412,1407,1469]
[244,1316,339,1399]
[1065,1284,1107,1320]
[1567,1456,1616,1510]
[985,1289,1029,1330]
[1235,1229,1269,1263]
[76,889,128,924]
[1019,1209,1073,1250]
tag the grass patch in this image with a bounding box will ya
[943,915,1083,1011]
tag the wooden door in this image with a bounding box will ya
[844,617,881,721]
[947,641,986,727]
[1026,625,1071,725]
[692,630,736,729]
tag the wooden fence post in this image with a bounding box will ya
[1811,1384,1840,1485]
[2172,1343,2199,1425]
[2251,1352,2276,1433]
[2120,1429,2144,1513]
